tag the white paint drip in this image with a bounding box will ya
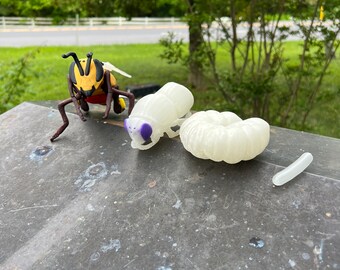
[111,164,121,175]
[313,239,325,263]
[157,267,172,270]
[86,204,95,211]
[302,252,310,260]
[100,239,121,253]
[172,200,182,209]
[89,252,100,262]
[319,239,325,262]
[288,259,296,268]
[292,200,301,209]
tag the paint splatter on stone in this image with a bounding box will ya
[29,145,53,163]
[172,200,182,209]
[89,252,100,262]
[47,111,56,118]
[249,237,265,249]
[288,259,296,267]
[302,252,310,260]
[89,239,121,262]
[86,204,95,211]
[110,164,121,175]
[75,162,108,192]
[100,239,121,253]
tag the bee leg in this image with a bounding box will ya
[113,102,123,114]
[112,87,135,115]
[103,71,113,119]
[50,98,73,142]
[112,91,123,114]
[66,77,86,121]
[80,97,89,112]
[71,93,86,121]
[103,90,112,119]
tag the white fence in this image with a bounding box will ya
[1,16,183,28]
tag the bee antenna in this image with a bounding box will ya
[85,52,93,76]
[62,52,84,76]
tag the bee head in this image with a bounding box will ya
[62,52,104,96]
[124,118,153,145]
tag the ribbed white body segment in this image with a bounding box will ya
[129,82,193,128]
[179,110,270,164]
[124,82,194,150]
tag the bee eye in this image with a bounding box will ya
[140,123,152,141]
[94,59,104,82]
[69,62,77,84]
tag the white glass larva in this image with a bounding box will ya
[272,152,313,186]
[179,110,270,164]
[124,82,194,150]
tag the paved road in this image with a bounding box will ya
[1,21,314,47]
[0,25,189,47]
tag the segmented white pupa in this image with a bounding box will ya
[124,82,194,150]
[179,110,270,164]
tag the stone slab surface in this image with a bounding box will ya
[0,102,339,270]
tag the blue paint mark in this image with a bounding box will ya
[74,162,108,192]
[89,252,100,262]
[47,111,56,118]
[249,237,265,249]
[292,200,301,209]
[100,239,121,253]
[302,252,310,260]
[29,145,53,163]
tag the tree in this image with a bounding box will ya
[161,0,225,88]
[114,0,185,18]
[280,0,340,128]
[185,0,205,88]
[0,0,20,16]
[160,0,340,132]
[0,0,119,19]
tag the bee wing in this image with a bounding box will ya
[102,62,132,78]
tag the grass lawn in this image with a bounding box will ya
[0,43,339,138]
[0,45,187,100]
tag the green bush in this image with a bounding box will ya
[0,49,40,114]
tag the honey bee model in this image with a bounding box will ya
[50,52,135,142]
